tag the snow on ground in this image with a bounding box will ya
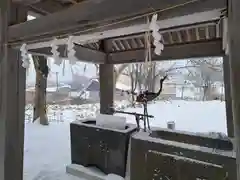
[24,123,82,180]
[116,100,227,134]
[24,100,227,180]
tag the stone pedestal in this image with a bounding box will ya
[70,119,137,177]
[130,131,236,180]
[146,151,226,180]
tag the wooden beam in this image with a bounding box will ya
[108,39,224,64]
[28,0,69,15]
[30,44,106,64]
[228,0,240,178]
[0,3,27,180]
[9,4,28,25]
[12,10,222,50]
[8,0,225,45]
[13,0,40,5]
[223,55,234,137]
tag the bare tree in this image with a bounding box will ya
[145,63,157,91]
[185,58,223,100]
[94,64,128,84]
[127,64,140,105]
[120,63,156,105]
[114,64,129,85]
[122,62,165,94]
[122,60,204,102]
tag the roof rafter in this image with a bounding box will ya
[108,39,223,64]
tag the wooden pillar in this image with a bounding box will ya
[223,55,234,137]
[99,40,114,114]
[99,64,114,114]
[33,56,49,125]
[228,0,240,178]
[0,2,27,180]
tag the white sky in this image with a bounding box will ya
[27,15,36,21]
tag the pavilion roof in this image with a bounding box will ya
[13,0,226,64]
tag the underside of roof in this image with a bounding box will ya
[21,0,85,15]
[13,0,225,64]
[83,21,222,53]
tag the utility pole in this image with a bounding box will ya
[56,72,59,92]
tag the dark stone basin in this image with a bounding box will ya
[150,128,233,151]
[130,132,236,180]
[146,151,226,180]
[70,119,137,177]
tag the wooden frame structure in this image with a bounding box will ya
[0,0,239,179]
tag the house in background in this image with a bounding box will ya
[26,74,132,105]
[77,78,130,102]
[26,74,95,104]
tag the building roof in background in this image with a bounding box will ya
[85,78,131,92]
[85,79,100,91]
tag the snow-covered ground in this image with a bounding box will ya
[24,100,227,180]
[116,100,227,134]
